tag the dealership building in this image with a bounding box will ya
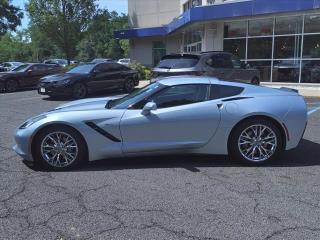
[115,0,320,84]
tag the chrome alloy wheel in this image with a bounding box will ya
[40,132,78,168]
[238,124,277,162]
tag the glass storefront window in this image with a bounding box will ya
[224,21,247,38]
[274,36,301,59]
[152,42,166,66]
[303,35,320,58]
[247,38,272,59]
[224,39,246,59]
[272,60,300,83]
[304,15,320,33]
[223,15,320,83]
[301,60,320,83]
[248,18,273,36]
[247,61,272,82]
[275,16,302,35]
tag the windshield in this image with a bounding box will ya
[108,83,164,109]
[11,64,30,72]
[56,59,67,65]
[157,57,199,69]
[67,64,95,74]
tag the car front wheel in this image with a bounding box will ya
[6,79,19,92]
[34,125,87,170]
[229,119,283,165]
[72,83,87,99]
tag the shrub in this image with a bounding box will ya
[129,62,152,80]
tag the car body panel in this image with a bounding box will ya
[38,63,139,97]
[152,52,260,84]
[0,63,62,89]
[13,76,307,163]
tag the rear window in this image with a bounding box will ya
[156,56,199,69]
[210,84,244,100]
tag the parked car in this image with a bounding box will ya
[0,63,62,92]
[152,52,261,85]
[44,59,68,67]
[91,58,113,64]
[0,62,23,72]
[118,58,131,66]
[38,62,139,99]
[14,76,307,170]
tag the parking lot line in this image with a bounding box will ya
[308,106,320,116]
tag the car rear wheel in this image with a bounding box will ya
[251,77,260,85]
[72,83,87,99]
[6,79,19,92]
[229,119,283,165]
[124,79,135,93]
[34,125,87,170]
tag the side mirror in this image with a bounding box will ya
[141,102,157,116]
[27,69,32,74]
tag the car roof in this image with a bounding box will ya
[162,51,231,59]
[157,75,215,86]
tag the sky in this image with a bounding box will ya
[12,0,128,30]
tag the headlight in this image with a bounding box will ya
[19,115,47,129]
[54,79,71,86]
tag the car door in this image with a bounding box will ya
[25,64,48,86]
[120,83,221,153]
[204,53,235,80]
[88,63,122,91]
[230,55,253,82]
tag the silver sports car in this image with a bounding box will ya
[13,76,307,170]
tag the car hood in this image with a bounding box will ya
[41,73,88,82]
[51,96,123,113]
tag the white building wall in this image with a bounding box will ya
[130,38,153,66]
[129,0,180,28]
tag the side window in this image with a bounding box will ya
[149,84,209,109]
[207,54,233,68]
[108,63,122,72]
[94,64,109,73]
[31,65,47,71]
[210,84,244,100]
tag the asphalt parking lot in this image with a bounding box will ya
[1,89,320,240]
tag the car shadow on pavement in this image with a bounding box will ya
[24,139,320,172]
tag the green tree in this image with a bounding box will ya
[77,10,129,60]
[27,0,96,63]
[0,0,24,35]
[0,31,33,62]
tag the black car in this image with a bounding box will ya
[38,62,139,99]
[152,52,261,85]
[0,63,62,92]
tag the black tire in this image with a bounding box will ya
[124,78,135,93]
[33,125,87,171]
[229,118,283,165]
[72,83,87,99]
[5,79,19,92]
[251,77,260,85]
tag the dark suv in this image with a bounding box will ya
[152,52,260,85]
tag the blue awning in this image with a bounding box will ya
[115,0,320,39]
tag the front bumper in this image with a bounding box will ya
[38,83,73,96]
[13,127,34,161]
[0,81,5,91]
